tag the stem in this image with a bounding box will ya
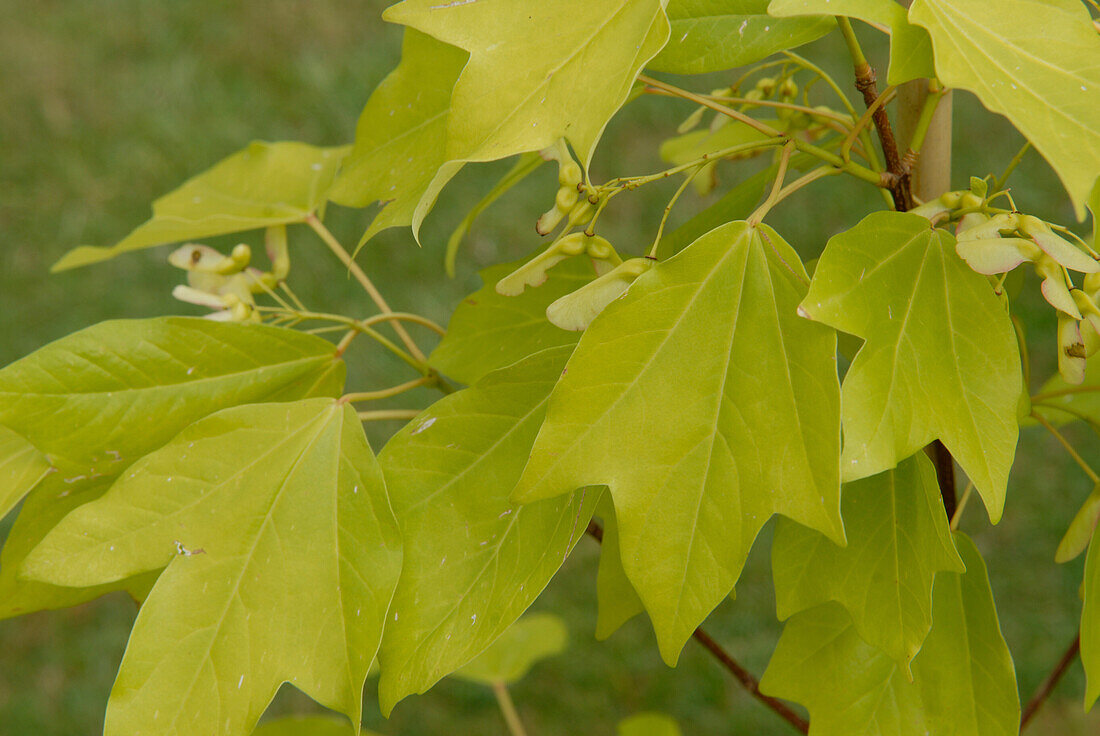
[836,17,869,68]
[357,409,421,422]
[1032,385,1100,402]
[1033,402,1100,432]
[343,377,434,404]
[748,142,796,225]
[306,214,428,363]
[649,164,703,258]
[584,523,808,733]
[692,629,809,734]
[994,141,1031,192]
[905,84,947,162]
[841,85,897,163]
[949,481,973,530]
[1031,412,1100,484]
[837,18,912,210]
[638,75,885,188]
[359,311,447,337]
[1020,634,1081,730]
[492,681,529,736]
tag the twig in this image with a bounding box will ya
[357,409,421,422]
[343,376,434,404]
[492,680,530,736]
[836,17,913,210]
[1020,634,1080,729]
[584,523,808,733]
[1031,412,1100,484]
[306,214,428,363]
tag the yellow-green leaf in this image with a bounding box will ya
[327,29,468,246]
[377,346,597,713]
[594,495,645,640]
[761,534,1018,736]
[23,399,401,736]
[383,0,670,167]
[513,221,844,664]
[909,0,1100,218]
[0,425,50,521]
[768,0,935,84]
[0,318,344,469]
[801,212,1021,522]
[773,453,963,672]
[650,0,835,74]
[251,716,370,736]
[0,474,158,620]
[54,141,348,270]
[452,613,568,685]
[429,258,593,386]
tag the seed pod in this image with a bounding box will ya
[535,205,566,236]
[1057,314,1088,385]
[495,233,586,296]
[265,225,290,280]
[1072,288,1100,335]
[546,258,653,331]
[959,192,984,210]
[677,104,707,134]
[955,212,1018,241]
[223,244,252,274]
[1036,256,1083,318]
[584,235,623,275]
[1018,215,1100,273]
[955,212,990,237]
[778,77,798,98]
[169,244,240,274]
[956,237,1040,275]
[565,199,595,229]
[755,77,777,97]
[558,161,583,189]
[1085,271,1100,296]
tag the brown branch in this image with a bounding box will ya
[584,523,808,734]
[1020,634,1080,729]
[853,64,913,211]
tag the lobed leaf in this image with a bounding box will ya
[430,258,594,386]
[768,0,934,84]
[594,495,646,641]
[250,716,368,736]
[0,474,158,620]
[908,0,1100,219]
[0,318,344,470]
[327,28,468,246]
[650,0,835,75]
[451,612,568,685]
[801,212,1021,522]
[25,399,401,736]
[383,0,670,167]
[53,141,348,270]
[772,453,964,672]
[513,221,844,663]
[377,346,597,713]
[0,425,51,521]
[761,534,1018,736]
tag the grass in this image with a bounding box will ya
[1,1,1098,734]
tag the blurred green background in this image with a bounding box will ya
[1,1,1098,734]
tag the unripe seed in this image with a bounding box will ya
[559,161,582,188]
[778,78,798,98]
